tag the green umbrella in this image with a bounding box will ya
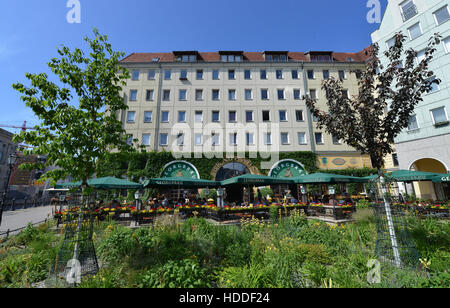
[361,170,444,182]
[55,177,143,189]
[221,174,294,186]
[293,173,365,184]
[431,174,450,183]
[143,177,220,188]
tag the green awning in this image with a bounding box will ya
[431,174,450,183]
[143,177,220,188]
[221,174,294,186]
[293,173,365,184]
[55,177,143,189]
[360,170,444,182]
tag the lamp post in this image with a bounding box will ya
[0,152,19,226]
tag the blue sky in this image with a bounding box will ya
[0,0,387,133]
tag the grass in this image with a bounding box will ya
[0,210,448,288]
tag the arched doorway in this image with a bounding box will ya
[215,162,251,203]
[409,158,448,200]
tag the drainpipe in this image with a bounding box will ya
[302,63,316,153]
[154,63,163,152]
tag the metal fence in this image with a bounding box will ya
[2,197,53,211]
[0,218,49,239]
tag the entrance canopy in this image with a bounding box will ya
[293,173,365,184]
[221,174,294,186]
[55,177,143,189]
[143,177,220,188]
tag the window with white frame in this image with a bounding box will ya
[261,89,269,100]
[279,110,287,122]
[262,110,270,122]
[245,89,252,100]
[276,69,283,79]
[127,111,136,123]
[295,110,304,122]
[131,70,139,81]
[195,89,203,101]
[292,70,299,79]
[180,70,188,80]
[307,70,315,79]
[142,134,151,146]
[416,49,426,64]
[323,70,330,79]
[178,111,186,122]
[315,132,324,144]
[264,132,272,145]
[228,111,237,122]
[160,134,168,146]
[260,70,267,80]
[163,90,170,101]
[126,134,133,145]
[310,89,317,99]
[211,133,220,146]
[277,89,285,100]
[386,37,396,49]
[332,135,342,144]
[434,5,449,26]
[244,70,251,80]
[148,70,156,80]
[146,90,154,101]
[161,111,170,123]
[195,111,203,123]
[443,37,450,53]
[246,111,254,122]
[164,70,171,80]
[293,89,301,100]
[144,111,153,123]
[179,89,187,101]
[281,133,289,145]
[228,89,236,100]
[431,107,448,125]
[196,69,203,80]
[194,134,203,146]
[298,132,307,145]
[229,133,238,146]
[338,70,346,80]
[400,0,418,22]
[228,70,235,80]
[212,89,220,100]
[407,114,419,130]
[408,23,422,40]
[246,133,254,145]
[177,133,184,146]
[426,77,440,93]
[129,90,138,101]
[212,111,220,122]
[212,69,220,80]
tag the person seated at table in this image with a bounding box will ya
[343,193,354,205]
[110,200,120,209]
[322,194,330,204]
[162,195,169,207]
[290,196,298,204]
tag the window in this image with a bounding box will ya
[244,70,251,80]
[266,54,287,62]
[178,55,197,62]
[281,133,289,145]
[146,90,154,101]
[194,134,203,146]
[160,134,168,146]
[342,90,349,99]
[127,111,136,123]
[229,133,238,146]
[246,111,254,122]
[142,134,151,146]
[276,69,283,79]
[211,133,220,146]
[431,107,448,125]
[416,49,426,64]
[177,133,184,146]
[195,111,203,123]
[212,89,220,100]
[315,133,324,144]
[245,89,252,100]
[310,89,317,99]
[426,77,439,93]
[221,55,242,62]
[292,70,299,79]
[228,111,237,122]
[338,70,346,80]
[126,134,133,145]
[246,133,254,145]
[434,6,449,25]
[161,111,170,123]
[163,90,170,101]
[307,70,314,79]
[212,69,220,80]
[212,111,220,122]
[261,89,269,100]
[298,132,306,145]
[264,133,272,145]
[262,110,270,122]
[444,37,450,53]
[392,154,399,167]
[407,115,419,130]
[195,89,203,101]
[323,70,330,79]
[400,0,417,22]
[144,111,153,123]
[179,89,187,101]
[129,90,138,101]
[408,23,422,40]
[178,111,186,123]
[355,70,363,79]
[260,70,267,80]
[196,69,203,80]
[228,70,235,80]
[277,89,285,100]
[148,70,156,80]
[386,37,396,49]
[313,114,318,122]
[131,70,139,81]
[180,70,188,80]
[164,70,171,80]
[332,135,342,145]
[293,89,301,100]
[228,89,236,100]
[295,110,304,122]
[279,110,287,122]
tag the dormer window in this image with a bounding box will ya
[173,51,198,62]
[220,51,243,62]
[264,51,288,62]
[306,51,333,62]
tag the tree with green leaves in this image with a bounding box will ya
[305,32,441,172]
[12,29,133,197]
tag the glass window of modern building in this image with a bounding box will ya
[434,5,449,25]
[430,107,448,125]
[408,23,422,40]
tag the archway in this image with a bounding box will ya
[410,158,448,200]
[215,162,251,203]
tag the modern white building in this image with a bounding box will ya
[371,0,450,200]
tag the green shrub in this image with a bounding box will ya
[97,226,138,264]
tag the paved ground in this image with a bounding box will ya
[0,205,55,237]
